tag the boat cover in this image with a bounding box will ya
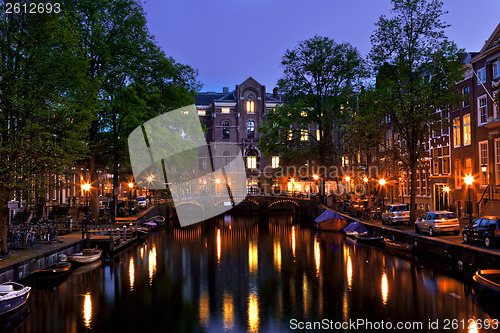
[343,221,368,234]
[315,209,346,223]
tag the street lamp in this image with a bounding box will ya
[464,175,474,225]
[147,175,154,205]
[378,178,386,209]
[345,176,351,194]
[128,182,134,215]
[290,178,295,197]
[312,174,319,194]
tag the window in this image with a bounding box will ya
[442,157,450,174]
[478,96,488,125]
[246,151,257,169]
[454,159,461,189]
[385,129,392,147]
[433,158,440,175]
[453,118,461,147]
[465,158,472,176]
[223,151,231,167]
[463,114,471,145]
[247,120,255,139]
[222,120,230,140]
[316,129,320,141]
[301,110,307,117]
[462,86,470,107]
[494,91,499,120]
[493,61,500,79]
[300,129,308,141]
[272,156,280,168]
[477,67,486,85]
[246,101,255,114]
[197,110,206,116]
[288,129,293,141]
[198,153,206,170]
[496,139,500,185]
[221,108,230,114]
[479,141,488,186]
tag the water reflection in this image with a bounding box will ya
[83,292,92,329]
[11,211,496,333]
[247,292,259,333]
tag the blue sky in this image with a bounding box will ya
[143,0,500,92]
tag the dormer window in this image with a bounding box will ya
[246,94,255,113]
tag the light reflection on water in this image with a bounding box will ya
[7,212,497,333]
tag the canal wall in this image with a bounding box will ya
[0,239,83,282]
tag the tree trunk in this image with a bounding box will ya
[89,152,100,222]
[409,162,417,225]
[0,185,10,254]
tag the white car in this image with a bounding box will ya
[382,204,410,225]
[415,211,460,236]
[137,196,147,208]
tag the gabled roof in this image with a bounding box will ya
[195,92,226,106]
[217,91,236,101]
[265,93,281,103]
[480,22,500,53]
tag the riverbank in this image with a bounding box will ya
[331,207,500,271]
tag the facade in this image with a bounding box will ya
[195,77,281,194]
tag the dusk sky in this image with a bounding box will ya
[143,0,500,92]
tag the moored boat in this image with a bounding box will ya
[384,238,413,252]
[0,282,31,316]
[148,215,165,224]
[315,209,348,232]
[473,269,500,295]
[354,234,385,246]
[35,261,71,279]
[68,248,102,264]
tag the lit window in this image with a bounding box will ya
[442,157,450,174]
[197,110,206,116]
[300,129,308,141]
[496,139,500,185]
[221,108,230,114]
[494,91,499,119]
[247,156,257,169]
[288,130,293,141]
[198,153,206,170]
[479,141,488,186]
[464,158,472,175]
[316,129,320,141]
[477,68,486,85]
[454,159,461,189]
[301,110,307,117]
[453,118,461,147]
[463,114,471,145]
[246,101,255,114]
[272,156,280,168]
[478,96,488,124]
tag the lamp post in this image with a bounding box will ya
[378,178,386,209]
[312,174,319,194]
[345,176,351,195]
[464,175,474,225]
[290,178,295,197]
[128,182,134,215]
[147,175,154,205]
[82,183,90,238]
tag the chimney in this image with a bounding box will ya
[273,87,279,100]
[223,87,229,93]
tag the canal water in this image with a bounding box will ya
[3,212,498,332]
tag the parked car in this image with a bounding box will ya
[382,204,410,225]
[415,211,460,236]
[462,216,500,248]
[137,196,147,208]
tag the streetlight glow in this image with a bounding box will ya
[443,186,450,193]
[312,174,319,181]
[363,177,368,183]
[378,179,386,186]
[215,178,221,184]
[345,176,351,182]
[147,175,154,182]
[83,183,91,192]
[128,182,134,189]
[464,175,474,186]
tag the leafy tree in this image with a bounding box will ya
[68,0,199,220]
[0,8,95,253]
[259,36,365,189]
[367,0,463,223]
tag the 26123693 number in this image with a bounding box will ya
[5,2,61,14]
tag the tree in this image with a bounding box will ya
[259,36,365,190]
[367,0,463,223]
[68,0,199,220]
[0,8,95,253]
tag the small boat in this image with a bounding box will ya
[354,234,385,246]
[384,238,413,252]
[148,215,165,224]
[315,210,348,232]
[473,269,500,295]
[144,221,157,229]
[68,248,102,264]
[0,282,31,316]
[35,261,71,279]
[136,227,149,241]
